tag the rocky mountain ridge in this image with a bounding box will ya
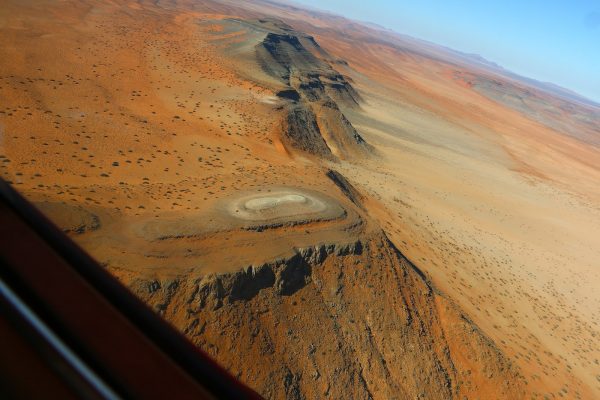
[114,228,526,399]
[252,19,370,159]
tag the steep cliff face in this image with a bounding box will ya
[252,19,369,160]
[285,104,332,158]
[115,231,525,400]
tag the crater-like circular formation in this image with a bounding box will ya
[228,189,332,222]
[136,187,348,241]
[245,194,307,211]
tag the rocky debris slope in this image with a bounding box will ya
[115,230,526,400]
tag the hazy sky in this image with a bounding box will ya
[294,0,600,103]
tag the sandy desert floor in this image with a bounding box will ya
[1,1,599,399]
[313,33,600,398]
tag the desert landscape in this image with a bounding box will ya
[1,0,599,399]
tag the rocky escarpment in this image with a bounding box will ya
[252,19,370,160]
[116,231,526,400]
[326,169,366,210]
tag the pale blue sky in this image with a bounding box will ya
[294,0,600,103]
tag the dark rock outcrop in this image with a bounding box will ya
[326,169,365,210]
[253,19,369,159]
[285,105,332,157]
